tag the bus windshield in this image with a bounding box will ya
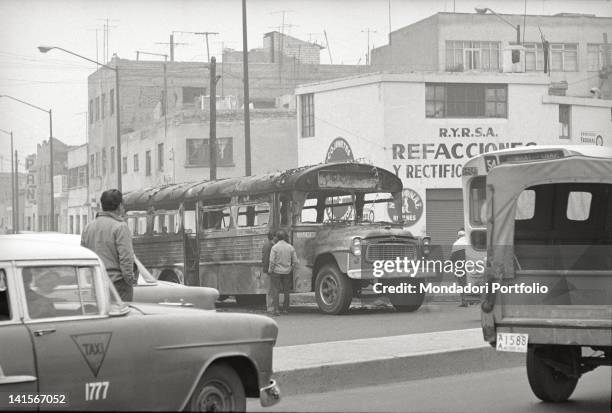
[298,191,403,224]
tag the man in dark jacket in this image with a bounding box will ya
[81,189,136,301]
[268,230,298,315]
[262,230,276,314]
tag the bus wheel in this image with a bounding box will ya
[315,264,352,315]
[159,270,180,284]
[527,345,579,402]
[235,294,266,307]
[387,280,425,312]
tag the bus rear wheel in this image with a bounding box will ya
[526,345,579,402]
[315,264,352,315]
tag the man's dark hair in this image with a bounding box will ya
[276,229,287,242]
[267,230,276,241]
[100,189,123,212]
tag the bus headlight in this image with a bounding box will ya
[422,237,431,257]
[350,237,362,256]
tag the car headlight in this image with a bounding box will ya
[350,237,362,256]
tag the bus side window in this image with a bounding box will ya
[237,203,270,228]
[183,210,196,234]
[300,197,318,224]
[201,208,231,231]
[279,195,290,226]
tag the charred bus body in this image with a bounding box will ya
[124,163,439,314]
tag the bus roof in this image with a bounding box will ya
[462,145,612,171]
[124,162,402,211]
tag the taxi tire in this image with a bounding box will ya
[190,362,246,412]
[526,346,579,402]
[315,264,352,315]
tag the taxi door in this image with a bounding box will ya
[0,265,37,410]
[26,316,149,411]
[21,263,152,411]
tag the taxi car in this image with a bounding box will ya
[0,235,281,411]
[11,233,219,310]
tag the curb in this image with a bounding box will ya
[272,331,524,396]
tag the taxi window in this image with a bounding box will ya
[0,269,10,320]
[22,266,101,319]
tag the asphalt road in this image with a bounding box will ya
[219,301,481,346]
[250,366,612,413]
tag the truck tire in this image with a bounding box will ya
[315,264,352,315]
[386,280,426,312]
[526,345,579,402]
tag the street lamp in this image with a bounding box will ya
[38,45,123,191]
[475,7,521,44]
[0,128,16,233]
[0,94,54,231]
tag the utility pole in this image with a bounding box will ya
[209,56,218,180]
[242,0,252,176]
[361,28,377,65]
[194,31,219,62]
[97,18,118,63]
[14,149,18,232]
[324,30,333,64]
[156,33,188,62]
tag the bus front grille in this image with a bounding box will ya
[365,243,417,262]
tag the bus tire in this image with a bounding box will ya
[315,264,352,315]
[159,269,180,284]
[526,345,579,402]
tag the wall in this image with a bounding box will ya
[371,14,439,71]
[118,110,297,194]
[296,73,611,237]
[371,12,612,97]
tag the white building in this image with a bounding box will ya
[296,72,612,256]
[66,144,90,234]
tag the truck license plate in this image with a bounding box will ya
[496,333,528,353]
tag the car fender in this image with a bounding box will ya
[178,351,261,410]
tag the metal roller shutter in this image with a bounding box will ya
[426,189,464,260]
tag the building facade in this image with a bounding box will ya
[32,138,73,231]
[296,72,612,257]
[371,12,612,97]
[87,32,374,198]
[66,144,90,234]
[0,172,26,233]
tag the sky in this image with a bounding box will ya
[0,0,611,172]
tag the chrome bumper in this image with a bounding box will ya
[260,379,281,407]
